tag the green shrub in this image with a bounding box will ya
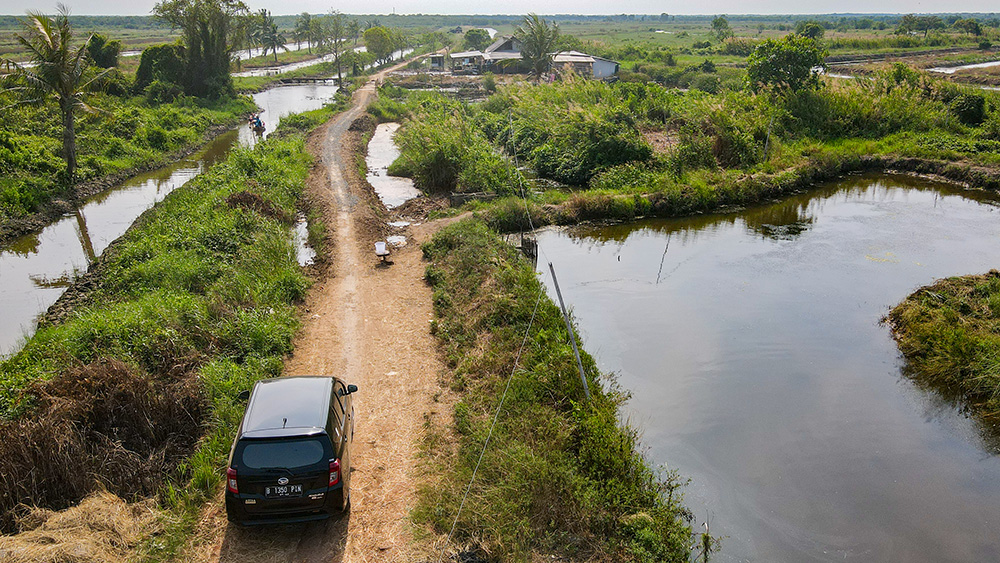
[950,93,986,126]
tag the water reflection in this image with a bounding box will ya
[365,123,420,208]
[536,173,1000,562]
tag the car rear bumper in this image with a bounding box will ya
[225,486,345,525]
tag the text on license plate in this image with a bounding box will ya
[265,484,302,497]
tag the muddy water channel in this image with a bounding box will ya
[535,174,1000,562]
[0,83,338,355]
[366,123,420,208]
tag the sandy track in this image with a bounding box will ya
[185,60,449,563]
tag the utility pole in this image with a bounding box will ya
[548,262,590,402]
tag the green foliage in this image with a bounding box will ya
[135,43,186,92]
[463,28,491,51]
[417,219,693,560]
[515,13,560,77]
[950,93,986,126]
[146,79,184,104]
[152,0,247,98]
[483,79,654,185]
[711,16,733,41]
[746,34,827,93]
[389,94,523,194]
[1,6,116,180]
[86,32,122,68]
[363,26,394,63]
[795,21,826,40]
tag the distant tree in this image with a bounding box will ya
[309,17,325,51]
[1,5,112,180]
[463,28,490,51]
[422,31,450,51]
[712,16,733,41]
[294,12,313,53]
[795,21,825,40]
[746,33,826,93]
[153,0,249,98]
[363,26,393,63]
[896,13,916,35]
[915,15,945,37]
[324,11,346,85]
[515,13,560,78]
[87,32,122,68]
[235,9,263,60]
[347,19,360,46]
[660,13,670,22]
[954,18,982,36]
[257,10,286,62]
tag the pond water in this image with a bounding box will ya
[365,123,420,208]
[534,174,1000,562]
[928,59,1000,74]
[0,83,339,356]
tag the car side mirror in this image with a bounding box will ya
[347,384,358,394]
[237,390,251,402]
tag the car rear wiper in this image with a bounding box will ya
[258,466,294,475]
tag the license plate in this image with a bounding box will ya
[265,484,302,498]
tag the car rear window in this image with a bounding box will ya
[240,439,326,469]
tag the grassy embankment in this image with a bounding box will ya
[0,90,254,236]
[886,272,1000,425]
[374,64,1000,232]
[0,103,341,560]
[417,219,695,561]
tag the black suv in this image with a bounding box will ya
[225,376,356,525]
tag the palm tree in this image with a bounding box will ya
[1,5,110,181]
[259,11,286,63]
[347,19,360,46]
[294,12,312,53]
[515,13,559,79]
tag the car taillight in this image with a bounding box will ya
[329,459,340,486]
[227,467,238,494]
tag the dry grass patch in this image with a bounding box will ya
[0,491,161,563]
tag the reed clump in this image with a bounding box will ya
[886,270,1000,420]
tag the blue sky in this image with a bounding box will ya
[0,0,997,16]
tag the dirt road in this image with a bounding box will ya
[186,61,451,563]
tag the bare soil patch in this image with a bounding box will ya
[641,129,679,155]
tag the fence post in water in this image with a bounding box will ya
[548,262,590,402]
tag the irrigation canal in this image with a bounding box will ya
[535,173,1000,562]
[0,82,340,356]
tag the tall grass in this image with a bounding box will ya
[886,271,1000,420]
[418,220,694,561]
[0,134,311,545]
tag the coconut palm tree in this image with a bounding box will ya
[515,13,559,79]
[294,12,313,53]
[1,5,111,181]
[347,19,360,46]
[259,11,286,63]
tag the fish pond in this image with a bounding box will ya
[535,173,1000,562]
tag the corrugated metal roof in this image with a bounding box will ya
[553,51,595,64]
[450,50,483,58]
[484,51,522,60]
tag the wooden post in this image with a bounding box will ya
[548,262,590,402]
